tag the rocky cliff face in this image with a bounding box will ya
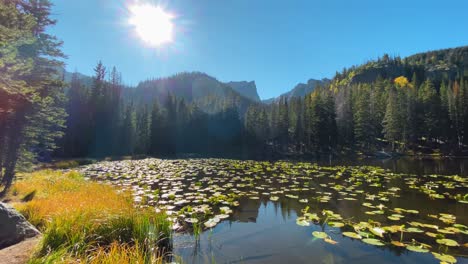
[226,81,261,102]
[263,78,331,103]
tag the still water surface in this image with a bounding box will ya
[173,157,468,264]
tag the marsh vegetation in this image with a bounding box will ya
[76,158,468,263]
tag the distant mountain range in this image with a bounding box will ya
[125,72,256,115]
[62,69,327,106]
[62,45,468,114]
[263,78,331,103]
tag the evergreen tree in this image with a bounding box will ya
[383,88,401,150]
[419,80,441,141]
[353,85,374,149]
[135,105,150,154]
[149,101,162,155]
[0,0,66,195]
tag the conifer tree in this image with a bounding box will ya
[0,0,66,195]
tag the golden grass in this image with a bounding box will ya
[8,170,172,264]
[12,170,134,228]
[51,160,80,169]
[88,242,165,264]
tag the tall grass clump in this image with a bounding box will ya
[52,160,80,169]
[9,170,172,263]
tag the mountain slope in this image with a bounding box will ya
[127,72,255,115]
[225,81,260,102]
[61,70,94,87]
[264,78,330,103]
[61,70,258,115]
[332,46,468,87]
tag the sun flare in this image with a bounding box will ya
[129,4,174,46]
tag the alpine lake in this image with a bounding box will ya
[77,157,468,264]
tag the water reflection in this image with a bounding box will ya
[173,158,468,264]
[317,157,468,176]
[174,200,443,264]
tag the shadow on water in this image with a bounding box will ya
[316,156,468,176]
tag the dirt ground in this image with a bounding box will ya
[0,237,40,264]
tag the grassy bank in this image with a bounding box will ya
[7,170,172,263]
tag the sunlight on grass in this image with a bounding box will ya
[13,170,133,228]
[9,170,172,263]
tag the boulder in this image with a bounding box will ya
[0,203,40,249]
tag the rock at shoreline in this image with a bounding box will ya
[0,203,40,249]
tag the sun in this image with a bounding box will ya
[129,4,174,46]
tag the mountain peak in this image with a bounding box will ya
[263,78,330,103]
[225,81,260,102]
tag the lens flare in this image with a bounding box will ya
[129,4,174,46]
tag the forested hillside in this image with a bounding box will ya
[263,78,330,103]
[59,46,468,159]
[60,66,247,157]
[126,72,255,114]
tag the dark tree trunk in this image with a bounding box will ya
[0,106,27,198]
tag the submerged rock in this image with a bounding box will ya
[0,203,40,249]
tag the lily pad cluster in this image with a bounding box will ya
[298,207,467,262]
[76,158,467,262]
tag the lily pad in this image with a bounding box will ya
[342,232,362,239]
[391,241,406,247]
[370,227,385,238]
[324,238,338,245]
[204,217,220,228]
[270,196,279,201]
[406,227,424,233]
[328,222,345,228]
[436,238,460,247]
[312,231,328,239]
[362,238,385,246]
[432,253,457,263]
[296,217,310,226]
[406,245,429,253]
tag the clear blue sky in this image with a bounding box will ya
[49,0,468,99]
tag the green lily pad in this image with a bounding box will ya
[406,227,424,233]
[342,232,362,239]
[436,238,460,247]
[406,245,429,253]
[296,217,310,226]
[370,227,385,237]
[362,238,385,246]
[357,231,371,238]
[432,252,457,263]
[312,231,328,239]
[383,225,403,233]
[328,222,345,228]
